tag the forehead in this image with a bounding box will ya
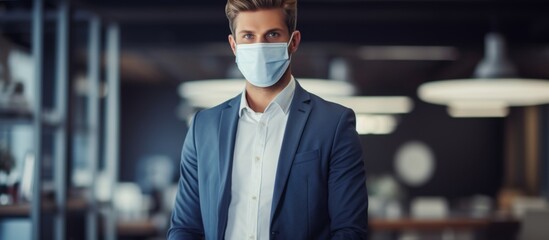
[234,8,287,33]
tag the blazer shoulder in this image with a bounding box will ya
[294,82,350,115]
[193,94,240,123]
[307,92,353,117]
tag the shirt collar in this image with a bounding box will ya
[239,76,296,117]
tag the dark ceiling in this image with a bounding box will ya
[72,0,549,46]
[2,0,549,95]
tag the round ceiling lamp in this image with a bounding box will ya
[179,78,413,114]
[418,32,549,117]
[179,78,356,102]
[178,78,414,135]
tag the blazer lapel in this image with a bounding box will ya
[217,95,240,239]
[270,82,312,221]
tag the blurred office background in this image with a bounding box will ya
[1,0,549,239]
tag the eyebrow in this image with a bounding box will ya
[237,28,285,35]
[237,30,254,35]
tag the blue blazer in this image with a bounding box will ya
[168,81,368,240]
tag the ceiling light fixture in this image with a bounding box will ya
[179,78,414,134]
[359,46,458,61]
[418,32,549,117]
[179,78,413,114]
[324,96,413,114]
[355,114,398,135]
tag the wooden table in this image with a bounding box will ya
[369,217,520,240]
[371,217,491,231]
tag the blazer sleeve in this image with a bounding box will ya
[329,109,369,240]
[167,113,205,240]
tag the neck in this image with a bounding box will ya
[245,70,292,113]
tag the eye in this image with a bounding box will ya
[267,31,280,38]
[242,33,254,40]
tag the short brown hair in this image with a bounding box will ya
[225,0,297,35]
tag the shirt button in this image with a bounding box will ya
[252,196,257,200]
[249,235,254,239]
[255,156,260,161]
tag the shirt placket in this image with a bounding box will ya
[247,111,268,240]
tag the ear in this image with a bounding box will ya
[228,34,237,56]
[289,30,301,54]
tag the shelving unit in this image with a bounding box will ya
[0,0,121,239]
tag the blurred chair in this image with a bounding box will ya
[511,196,548,218]
[518,209,549,240]
[114,182,146,221]
[410,197,449,219]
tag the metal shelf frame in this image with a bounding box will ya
[31,1,44,239]
[85,15,101,240]
[53,1,70,239]
[2,1,121,239]
[104,22,120,240]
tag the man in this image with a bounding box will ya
[168,0,368,239]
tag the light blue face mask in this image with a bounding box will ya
[235,33,294,87]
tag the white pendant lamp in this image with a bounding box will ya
[418,32,549,117]
[178,78,413,114]
[179,57,414,135]
[179,78,414,135]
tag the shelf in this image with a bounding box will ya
[0,114,33,127]
[117,220,159,237]
[0,107,72,127]
[0,107,32,116]
[0,198,89,218]
[0,203,29,217]
[369,216,519,231]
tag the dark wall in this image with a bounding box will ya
[120,82,187,182]
[120,82,504,200]
[542,106,549,199]
[112,0,532,201]
[361,99,504,201]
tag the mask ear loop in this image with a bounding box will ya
[287,31,296,59]
[287,32,295,48]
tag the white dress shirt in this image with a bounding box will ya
[225,78,296,240]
